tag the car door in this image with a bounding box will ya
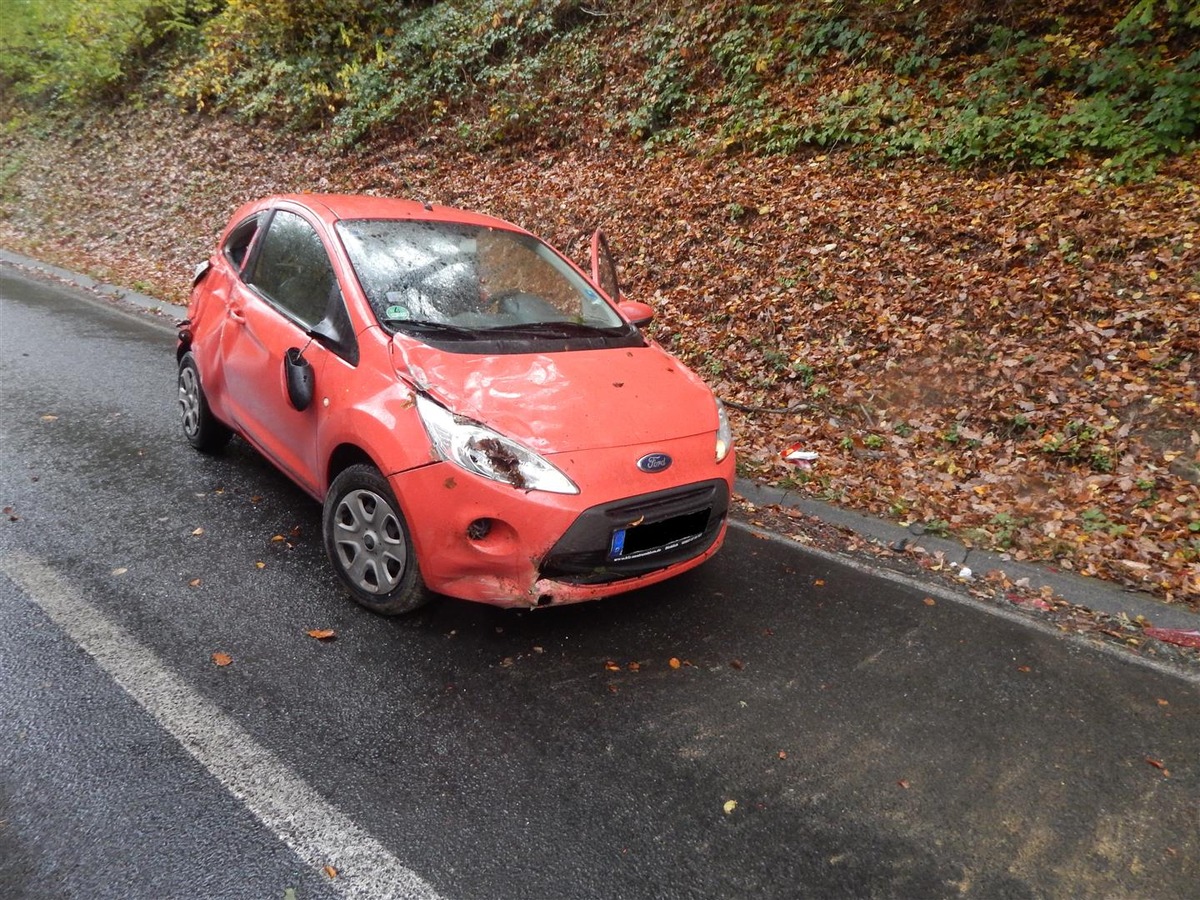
[589,229,621,302]
[220,207,343,494]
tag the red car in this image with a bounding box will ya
[177,195,734,614]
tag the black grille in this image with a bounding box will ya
[539,479,729,584]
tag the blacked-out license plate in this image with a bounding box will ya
[608,508,711,561]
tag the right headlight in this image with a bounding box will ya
[715,398,733,463]
[416,394,579,494]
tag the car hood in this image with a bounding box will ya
[390,339,718,453]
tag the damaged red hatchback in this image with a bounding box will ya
[178,195,734,614]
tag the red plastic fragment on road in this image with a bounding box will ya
[1142,628,1200,649]
[1007,592,1052,611]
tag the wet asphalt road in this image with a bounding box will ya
[1,266,1197,900]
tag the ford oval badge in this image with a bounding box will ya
[637,452,672,473]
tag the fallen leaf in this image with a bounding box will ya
[604,660,621,671]
[897,779,911,789]
[723,799,737,814]
[255,561,266,569]
[40,414,58,422]
[111,567,128,576]
[270,534,285,543]
[1157,699,1169,707]
[323,865,337,879]
[499,656,514,667]
[1145,756,1166,770]
[1017,665,1031,673]
[306,629,336,641]
[1142,628,1200,649]
[188,578,201,587]
[191,527,204,536]
[669,657,682,669]
[813,579,825,587]
[627,661,641,672]
[923,597,937,606]
[211,651,232,666]
[729,659,744,670]
[778,750,788,760]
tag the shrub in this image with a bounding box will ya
[0,0,215,107]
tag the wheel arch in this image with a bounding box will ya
[320,398,434,495]
[326,443,381,491]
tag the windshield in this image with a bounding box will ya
[337,219,641,352]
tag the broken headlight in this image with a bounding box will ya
[416,394,579,494]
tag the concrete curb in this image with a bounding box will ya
[735,478,1200,631]
[0,249,184,317]
[4,246,1196,632]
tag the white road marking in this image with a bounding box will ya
[1,552,445,900]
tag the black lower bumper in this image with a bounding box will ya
[539,479,730,585]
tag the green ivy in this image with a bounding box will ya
[4,0,1198,180]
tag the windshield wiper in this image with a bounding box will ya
[389,320,482,339]
[481,321,628,338]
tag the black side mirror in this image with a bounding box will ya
[284,347,314,411]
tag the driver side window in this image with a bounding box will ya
[247,210,337,326]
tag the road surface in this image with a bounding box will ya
[2,266,1197,899]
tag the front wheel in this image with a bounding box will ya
[178,352,232,453]
[322,465,431,615]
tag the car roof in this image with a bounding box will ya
[266,193,528,233]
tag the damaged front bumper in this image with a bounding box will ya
[389,437,734,608]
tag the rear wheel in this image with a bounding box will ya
[322,464,431,615]
[177,352,232,453]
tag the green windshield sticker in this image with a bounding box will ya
[384,304,410,320]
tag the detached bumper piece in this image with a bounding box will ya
[539,479,730,584]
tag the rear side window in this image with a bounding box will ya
[223,216,260,271]
[247,210,337,326]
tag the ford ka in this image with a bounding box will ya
[177,194,734,614]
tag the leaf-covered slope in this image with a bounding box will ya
[0,0,1197,604]
[1,106,1195,603]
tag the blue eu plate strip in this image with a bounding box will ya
[609,529,626,559]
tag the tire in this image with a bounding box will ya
[323,464,431,615]
[178,352,233,453]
